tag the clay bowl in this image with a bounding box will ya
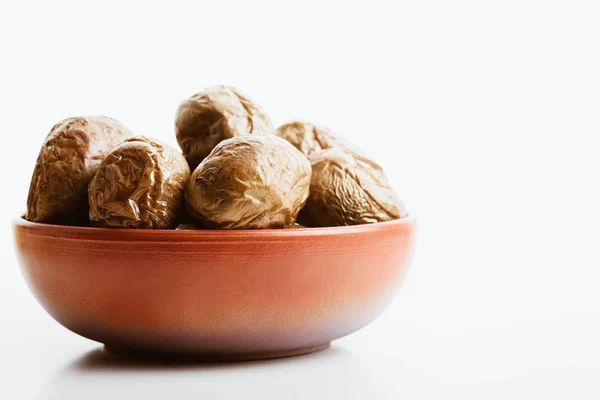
[13,216,416,361]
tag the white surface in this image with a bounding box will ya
[1,0,600,398]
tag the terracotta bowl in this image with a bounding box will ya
[13,216,416,361]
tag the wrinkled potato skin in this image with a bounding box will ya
[305,148,407,226]
[176,85,273,169]
[276,121,362,157]
[185,135,311,229]
[26,116,133,224]
[88,136,190,229]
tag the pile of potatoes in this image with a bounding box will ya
[25,86,407,229]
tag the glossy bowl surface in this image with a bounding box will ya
[13,216,415,360]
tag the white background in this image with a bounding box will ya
[1,0,599,398]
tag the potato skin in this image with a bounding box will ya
[26,116,133,224]
[88,136,190,229]
[276,121,361,157]
[304,148,407,226]
[175,85,273,169]
[185,134,311,229]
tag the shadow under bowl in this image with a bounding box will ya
[13,216,416,361]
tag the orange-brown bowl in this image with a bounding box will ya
[13,216,415,360]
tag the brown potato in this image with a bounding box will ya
[185,134,311,229]
[175,85,273,169]
[88,136,190,229]
[26,116,133,224]
[276,121,362,157]
[304,148,407,226]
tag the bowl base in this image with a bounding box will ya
[103,343,331,362]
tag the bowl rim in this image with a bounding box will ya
[14,215,415,242]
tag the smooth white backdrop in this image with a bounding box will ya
[1,0,599,398]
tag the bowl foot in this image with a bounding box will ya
[103,342,331,362]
